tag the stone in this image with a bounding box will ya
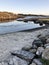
[22,45,32,51]
[3,56,14,65]
[1,62,8,65]
[4,56,29,65]
[0,63,2,65]
[12,56,29,65]
[40,37,47,45]
[11,50,35,62]
[30,62,36,65]
[32,38,43,48]
[29,49,36,54]
[33,59,42,65]
[44,43,49,48]
[36,47,44,56]
[46,38,49,43]
[37,34,47,44]
[42,48,49,60]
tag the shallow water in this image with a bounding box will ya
[0,20,45,34]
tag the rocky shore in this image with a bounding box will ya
[0,28,49,65]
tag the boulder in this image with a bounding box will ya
[22,45,32,51]
[42,48,49,60]
[11,50,35,62]
[33,59,43,65]
[32,38,43,48]
[36,47,44,56]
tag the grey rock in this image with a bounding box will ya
[32,38,43,48]
[30,62,36,65]
[3,56,29,65]
[7,57,14,65]
[1,62,8,65]
[44,43,49,48]
[11,50,35,62]
[0,63,2,65]
[42,48,49,60]
[33,59,42,65]
[46,38,49,43]
[36,47,44,56]
[3,56,14,65]
[29,49,36,54]
[12,56,29,65]
[22,45,32,51]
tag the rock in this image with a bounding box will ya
[7,57,14,65]
[30,62,36,65]
[42,48,49,60]
[4,56,29,65]
[1,62,8,65]
[12,56,29,65]
[0,63,2,65]
[46,38,49,43]
[40,37,47,45]
[37,34,47,44]
[44,43,49,48]
[32,38,43,48]
[22,45,32,51]
[37,32,49,39]
[33,59,42,65]
[11,50,35,62]
[36,47,44,56]
[29,49,36,54]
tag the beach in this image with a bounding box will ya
[0,28,48,62]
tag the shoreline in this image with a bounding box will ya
[0,27,49,62]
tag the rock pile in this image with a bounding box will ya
[0,32,49,65]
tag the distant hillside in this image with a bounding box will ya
[0,12,49,23]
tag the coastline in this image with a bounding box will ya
[0,27,48,61]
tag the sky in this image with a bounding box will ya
[0,0,49,15]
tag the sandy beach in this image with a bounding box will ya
[0,28,48,62]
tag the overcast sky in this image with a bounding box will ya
[0,0,49,15]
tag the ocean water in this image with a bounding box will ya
[0,21,45,34]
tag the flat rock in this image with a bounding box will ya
[33,59,42,65]
[42,48,49,60]
[11,50,35,62]
[12,56,29,65]
[22,45,32,51]
[3,56,29,65]
[36,47,44,56]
